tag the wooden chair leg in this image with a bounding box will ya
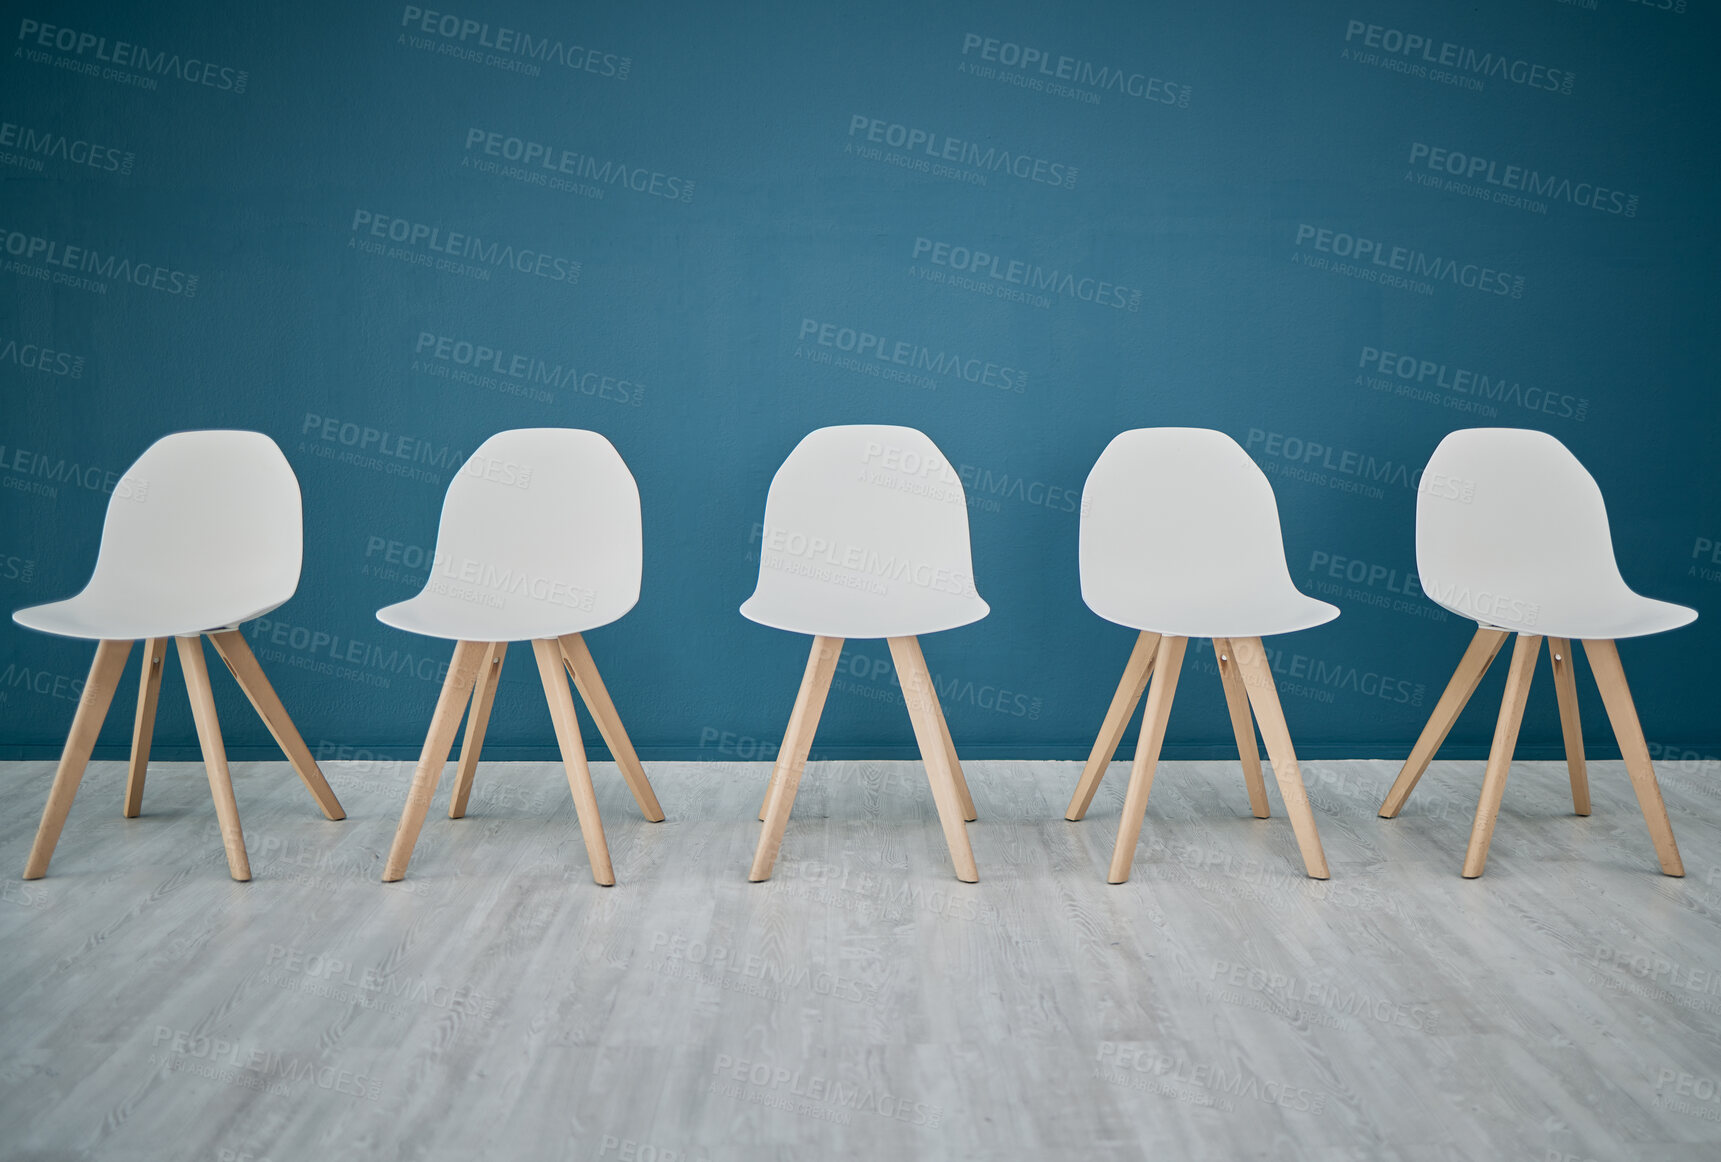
[1583,639,1683,877]
[532,638,613,886]
[207,630,345,820]
[751,636,842,880]
[1066,631,1158,821]
[1214,637,1269,819]
[449,642,506,819]
[1380,625,1511,818]
[561,633,664,822]
[889,636,979,883]
[23,640,132,879]
[383,640,487,882]
[1547,638,1590,816]
[1231,637,1329,879]
[123,638,168,818]
[898,635,976,821]
[1107,635,1186,884]
[176,636,251,882]
[1462,634,1541,878]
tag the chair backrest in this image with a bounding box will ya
[1417,428,1631,624]
[80,430,302,622]
[746,425,984,633]
[1079,428,1298,621]
[424,428,641,626]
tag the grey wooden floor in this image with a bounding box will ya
[3,753,1720,1161]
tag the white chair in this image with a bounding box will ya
[13,430,345,881]
[743,425,989,882]
[1378,428,1692,878]
[377,428,663,886]
[1064,428,1336,884]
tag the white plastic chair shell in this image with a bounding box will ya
[376,428,642,642]
[13,430,303,640]
[1416,428,1696,638]
[1079,428,1338,638]
[740,425,989,639]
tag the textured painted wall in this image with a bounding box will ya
[3,0,1717,763]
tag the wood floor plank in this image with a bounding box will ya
[1,755,1716,1161]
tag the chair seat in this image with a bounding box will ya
[1085,586,1338,640]
[376,592,628,642]
[740,590,990,640]
[13,592,283,640]
[1435,591,1697,640]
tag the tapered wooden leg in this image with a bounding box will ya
[897,635,976,822]
[176,636,250,882]
[889,636,979,883]
[1231,638,1329,879]
[1214,637,1269,819]
[561,633,664,822]
[23,640,132,879]
[383,640,487,882]
[1107,635,1186,884]
[1583,639,1683,877]
[533,638,613,886]
[123,638,168,818]
[449,642,506,819]
[1066,631,1158,821]
[1462,634,1541,879]
[751,636,842,880]
[1547,638,1590,816]
[207,630,345,821]
[1380,625,1511,818]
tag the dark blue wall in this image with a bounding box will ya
[4,0,1718,763]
